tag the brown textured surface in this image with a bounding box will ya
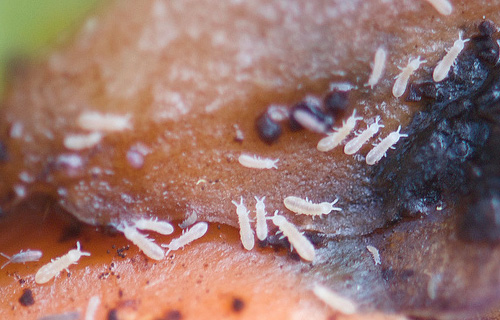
[1,0,500,319]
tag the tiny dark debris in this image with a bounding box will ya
[231,297,245,312]
[117,245,130,258]
[18,288,34,306]
[157,310,182,320]
[0,140,8,162]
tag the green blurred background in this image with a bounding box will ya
[0,0,101,97]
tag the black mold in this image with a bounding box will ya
[373,23,500,231]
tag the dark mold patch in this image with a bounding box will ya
[373,23,500,227]
[231,297,245,312]
[18,288,35,306]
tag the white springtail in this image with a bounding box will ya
[283,196,341,218]
[35,242,90,284]
[238,154,279,169]
[392,57,426,98]
[312,283,358,315]
[254,196,268,241]
[366,125,408,165]
[232,197,255,250]
[63,132,102,150]
[423,0,453,16]
[85,296,101,320]
[317,110,363,152]
[344,116,384,155]
[433,32,468,82]
[133,217,174,235]
[0,249,43,269]
[118,223,165,260]
[366,47,387,88]
[366,245,381,265]
[77,111,132,132]
[161,222,208,254]
[269,211,315,262]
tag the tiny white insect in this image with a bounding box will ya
[312,283,358,315]
[366,245,381,265]
[35,242,90,284]
[161,222,208,254]
[283,196,341,218]
[134,217,174,235]
[366,47,387,88]
[179,211,198,229]
[63,132,103,150]
[118,223,165,260]
[317,109,363,152]
[254,196,268,241]
[366,125,408,165]
[344,116,384,155]
[433,32,469,82]
[0,249,43,269]
[232,197,255,250]
[423,0,453,16]
[238,154,279,169]
[292,109,329,133]
[392,57,426,98]
[77,111,132,132]
[85,296,101,320]
[269,211,315,261]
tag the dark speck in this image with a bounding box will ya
[255,112,282,144]
[0,141,8,162]
[157,310,182,320]
[19,289,34,306]
[324,90,349,118]
[232,297,245,312]
[107,309,118,320]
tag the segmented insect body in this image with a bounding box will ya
[35,242,90,284]
[312,284,358,315]
[162,222,208,254]
[77,111,132,132]
[0,249,43,269]
[366,47,387,88]
[392,57,426,98]
[433,32,469,82]
[134,217,174,235]
[120,223,165,260]
[366,125,408,165]
[254,196,268,241]
[366,245,381,265]
[423,0,453,16]
[232,197,255,250]
[283,196,341,217]
[270,212,315,261]
[85,296,101,320]
[63,132,103,150]
[238,154,279,169]
[344,116,384,155]
[317,110,363,152]
[292,108,330,133]
[179,211,198,229]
